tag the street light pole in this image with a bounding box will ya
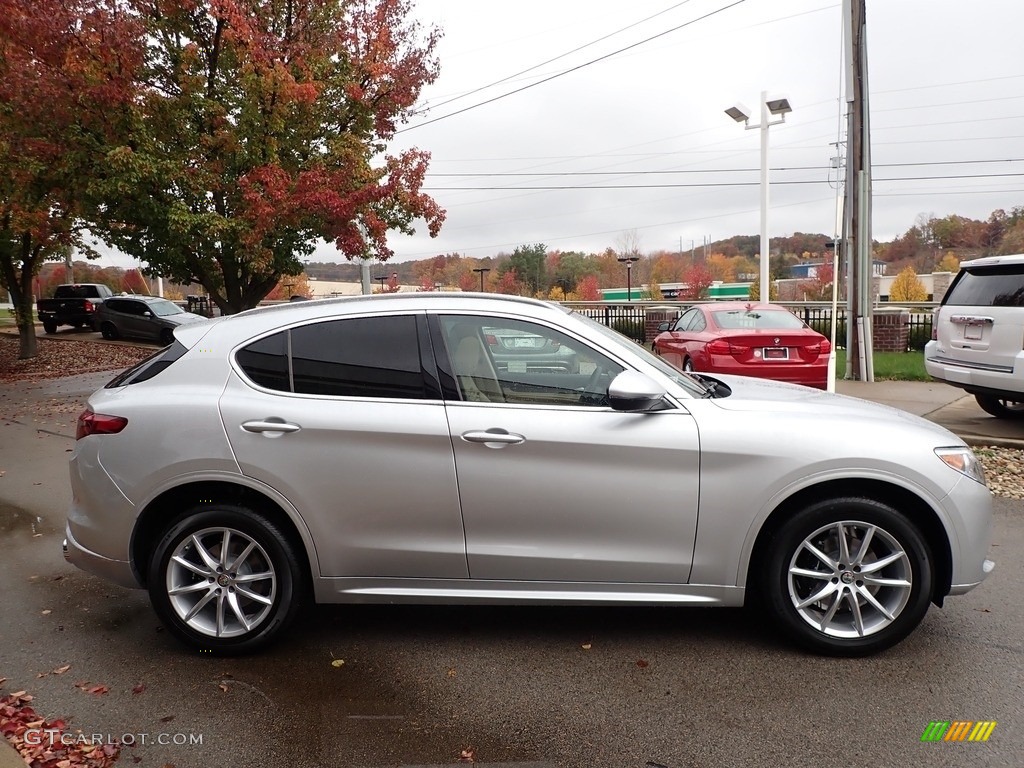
[725,91,792,301]
[616,255,640,301]
[472,267,490,292]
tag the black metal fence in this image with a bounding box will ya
[563,301,937,351]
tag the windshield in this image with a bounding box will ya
[573,312,712,398]
[149,299,185,317]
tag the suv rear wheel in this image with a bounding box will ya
[975,394,1024,420]
[148,505,305,654]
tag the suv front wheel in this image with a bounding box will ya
[975,394,1024,420]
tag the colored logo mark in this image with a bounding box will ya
[921,721,997,742]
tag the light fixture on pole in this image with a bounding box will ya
[472,267,490,292]
[725,91,792,300]
[616,254,640,301]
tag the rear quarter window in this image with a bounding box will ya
[234,315,426,399]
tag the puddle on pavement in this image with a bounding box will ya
[0,501,57,536]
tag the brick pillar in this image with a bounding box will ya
[872,308,910,352]
[644,306,679,344]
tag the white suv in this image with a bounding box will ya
[925,253,1024,419]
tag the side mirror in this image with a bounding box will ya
[143,311,152,317]
[657,322,670,332]
[607,371,667,412]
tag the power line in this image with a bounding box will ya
[412,1,696,116]
[423,172,1024,191]
[424,158,1024,178]
[397,0,746,133]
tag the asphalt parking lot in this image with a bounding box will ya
[1,366,1022,768]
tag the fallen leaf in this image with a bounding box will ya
[636,659,649,669]
[446,668,457,678]
[218,683,229,693]
[159,715,175,723]
[459,748,475,763]
[53,665,70,675]
[331,659,345,668]
[132,683,146,695]
[581,643,592,650]
[41,609,52,616]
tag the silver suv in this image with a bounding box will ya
[925,254,1024,419]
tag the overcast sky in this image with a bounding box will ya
[97,0,1024,268]
[371,0,1024,263]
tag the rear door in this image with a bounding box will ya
[219,312,467,579]
[939,264,1024,372]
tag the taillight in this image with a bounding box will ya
[84,300,94,312]
[807,339,832,356]
[707,339,731,355]
[76,409,128,440]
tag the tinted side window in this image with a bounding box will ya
[293,316,425,398]
[237,332,290,391]
[945,267,1024,307]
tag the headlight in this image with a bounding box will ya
[935,447,987,485]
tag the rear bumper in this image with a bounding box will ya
[63,524,141,589]
[925,341,1024,400]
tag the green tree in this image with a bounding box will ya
[504,243,547,295]
[890,266,927,301]
[91,0,445,314]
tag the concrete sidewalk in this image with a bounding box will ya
[836,379,1024,449]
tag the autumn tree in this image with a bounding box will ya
[890,266,927,302]
[576,274,602,301]
[936,253,960,273]
[799,263,834,301]
[266,272,312,300]
[747,276,778,302]
[680,263,713,300]
[0,0,142,358]
[90,0,445,314]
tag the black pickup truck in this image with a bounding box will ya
[36,283,113,334]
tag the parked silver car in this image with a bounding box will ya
[65,294,994,656]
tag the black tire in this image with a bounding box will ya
[159,328,175,347]
[147,505,306,655]
[761,497,933,656]
[43,321,57,334]
[975,394,1024,420]
[100,322,119,341]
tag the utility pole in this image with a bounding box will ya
[844,0,874,380]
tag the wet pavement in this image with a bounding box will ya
[1,369,1022,767]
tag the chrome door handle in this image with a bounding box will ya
[241,420,301,434]
[461,429,525,445]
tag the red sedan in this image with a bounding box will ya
[653,302,831,389]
